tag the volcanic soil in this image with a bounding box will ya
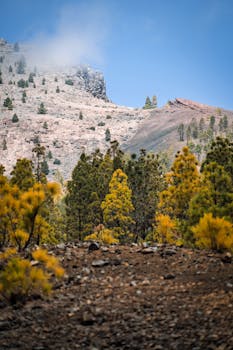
[0,243,233,350]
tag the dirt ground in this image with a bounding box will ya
[0,243,233,350]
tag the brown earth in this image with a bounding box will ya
[0,243,233,350]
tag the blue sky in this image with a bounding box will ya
[1,0,233,109]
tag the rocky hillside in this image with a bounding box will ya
[123,98,233,160]
[0,38,149,179]
[1,38,233,179]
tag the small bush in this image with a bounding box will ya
[85,224,119,245]
[65,79,74,86]
[153,214,182,245]
[53,159,61,165]
[17,79,27,88]
[38,103,47,114]
[12,113,19,123]
[192,213,233,251]
[98,121,105,127]
[79,111,83,120]
[0,248,64,304]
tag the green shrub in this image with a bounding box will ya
[12,114,19,123]
[65,79,74,86]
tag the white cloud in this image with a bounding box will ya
[26,1,109,68]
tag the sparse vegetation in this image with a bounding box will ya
[98,121,105,126]
[105,128,111,141]
[53,158,61,165]
[65,79,74,86]
[16,56,26,74]
[37,102,47,114]
[17,79,27,88]
[3,97,13,110]
[79,111,83,120]
[12,113,19,123]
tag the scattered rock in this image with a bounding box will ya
[141,247,158,254]
[92,259,109,267]
[80,310,96,326]
[163,273,176,280]
[161,248,177,257]
[56,243,66,250]
[110,259,122,266]
[88,242,100,252]
[221,252,232,264]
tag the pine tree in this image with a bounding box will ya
[143,96,152,109]
[178,123,184,141]
[32,144,47,183]
[126,150,164,240]
[101,169,134,241]
[201,137,233,181]
[189,161,233,226]
[199,117,205,133]
[38,102,47,114]
[209,115,215,131]
[65,153,97,239]
[158,147,200,238]
[223,115,228,131]
[10,158,35,191]
[3,97,13,110]
[105,128,111,142]
[28,73,34,83]
[12,114,19,123]
[152,95,157,107]
[17,57,26,74]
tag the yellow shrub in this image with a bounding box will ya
[0,248,17,261]
[85,224,119,245]
[154,214,182,245]
[10,229,29,250]
[46,182,61,201]
[32,248,64,278]
[0,248,64,303]
[192,213,233,251]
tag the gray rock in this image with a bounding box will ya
[57,243,66,250]
[163,273,176,280]
[76,66,108,101]
[161,248,177,257]
[92,259,109,267]
[88,242,100,252]
[141,247,158,254]
[221,252,232,264]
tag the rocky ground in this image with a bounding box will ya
[0,243,233,350]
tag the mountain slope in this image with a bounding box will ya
[0,39,149,178]
[124,98,233,157]
[1,38,233,179]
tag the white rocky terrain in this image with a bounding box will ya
[0,38,149,179]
